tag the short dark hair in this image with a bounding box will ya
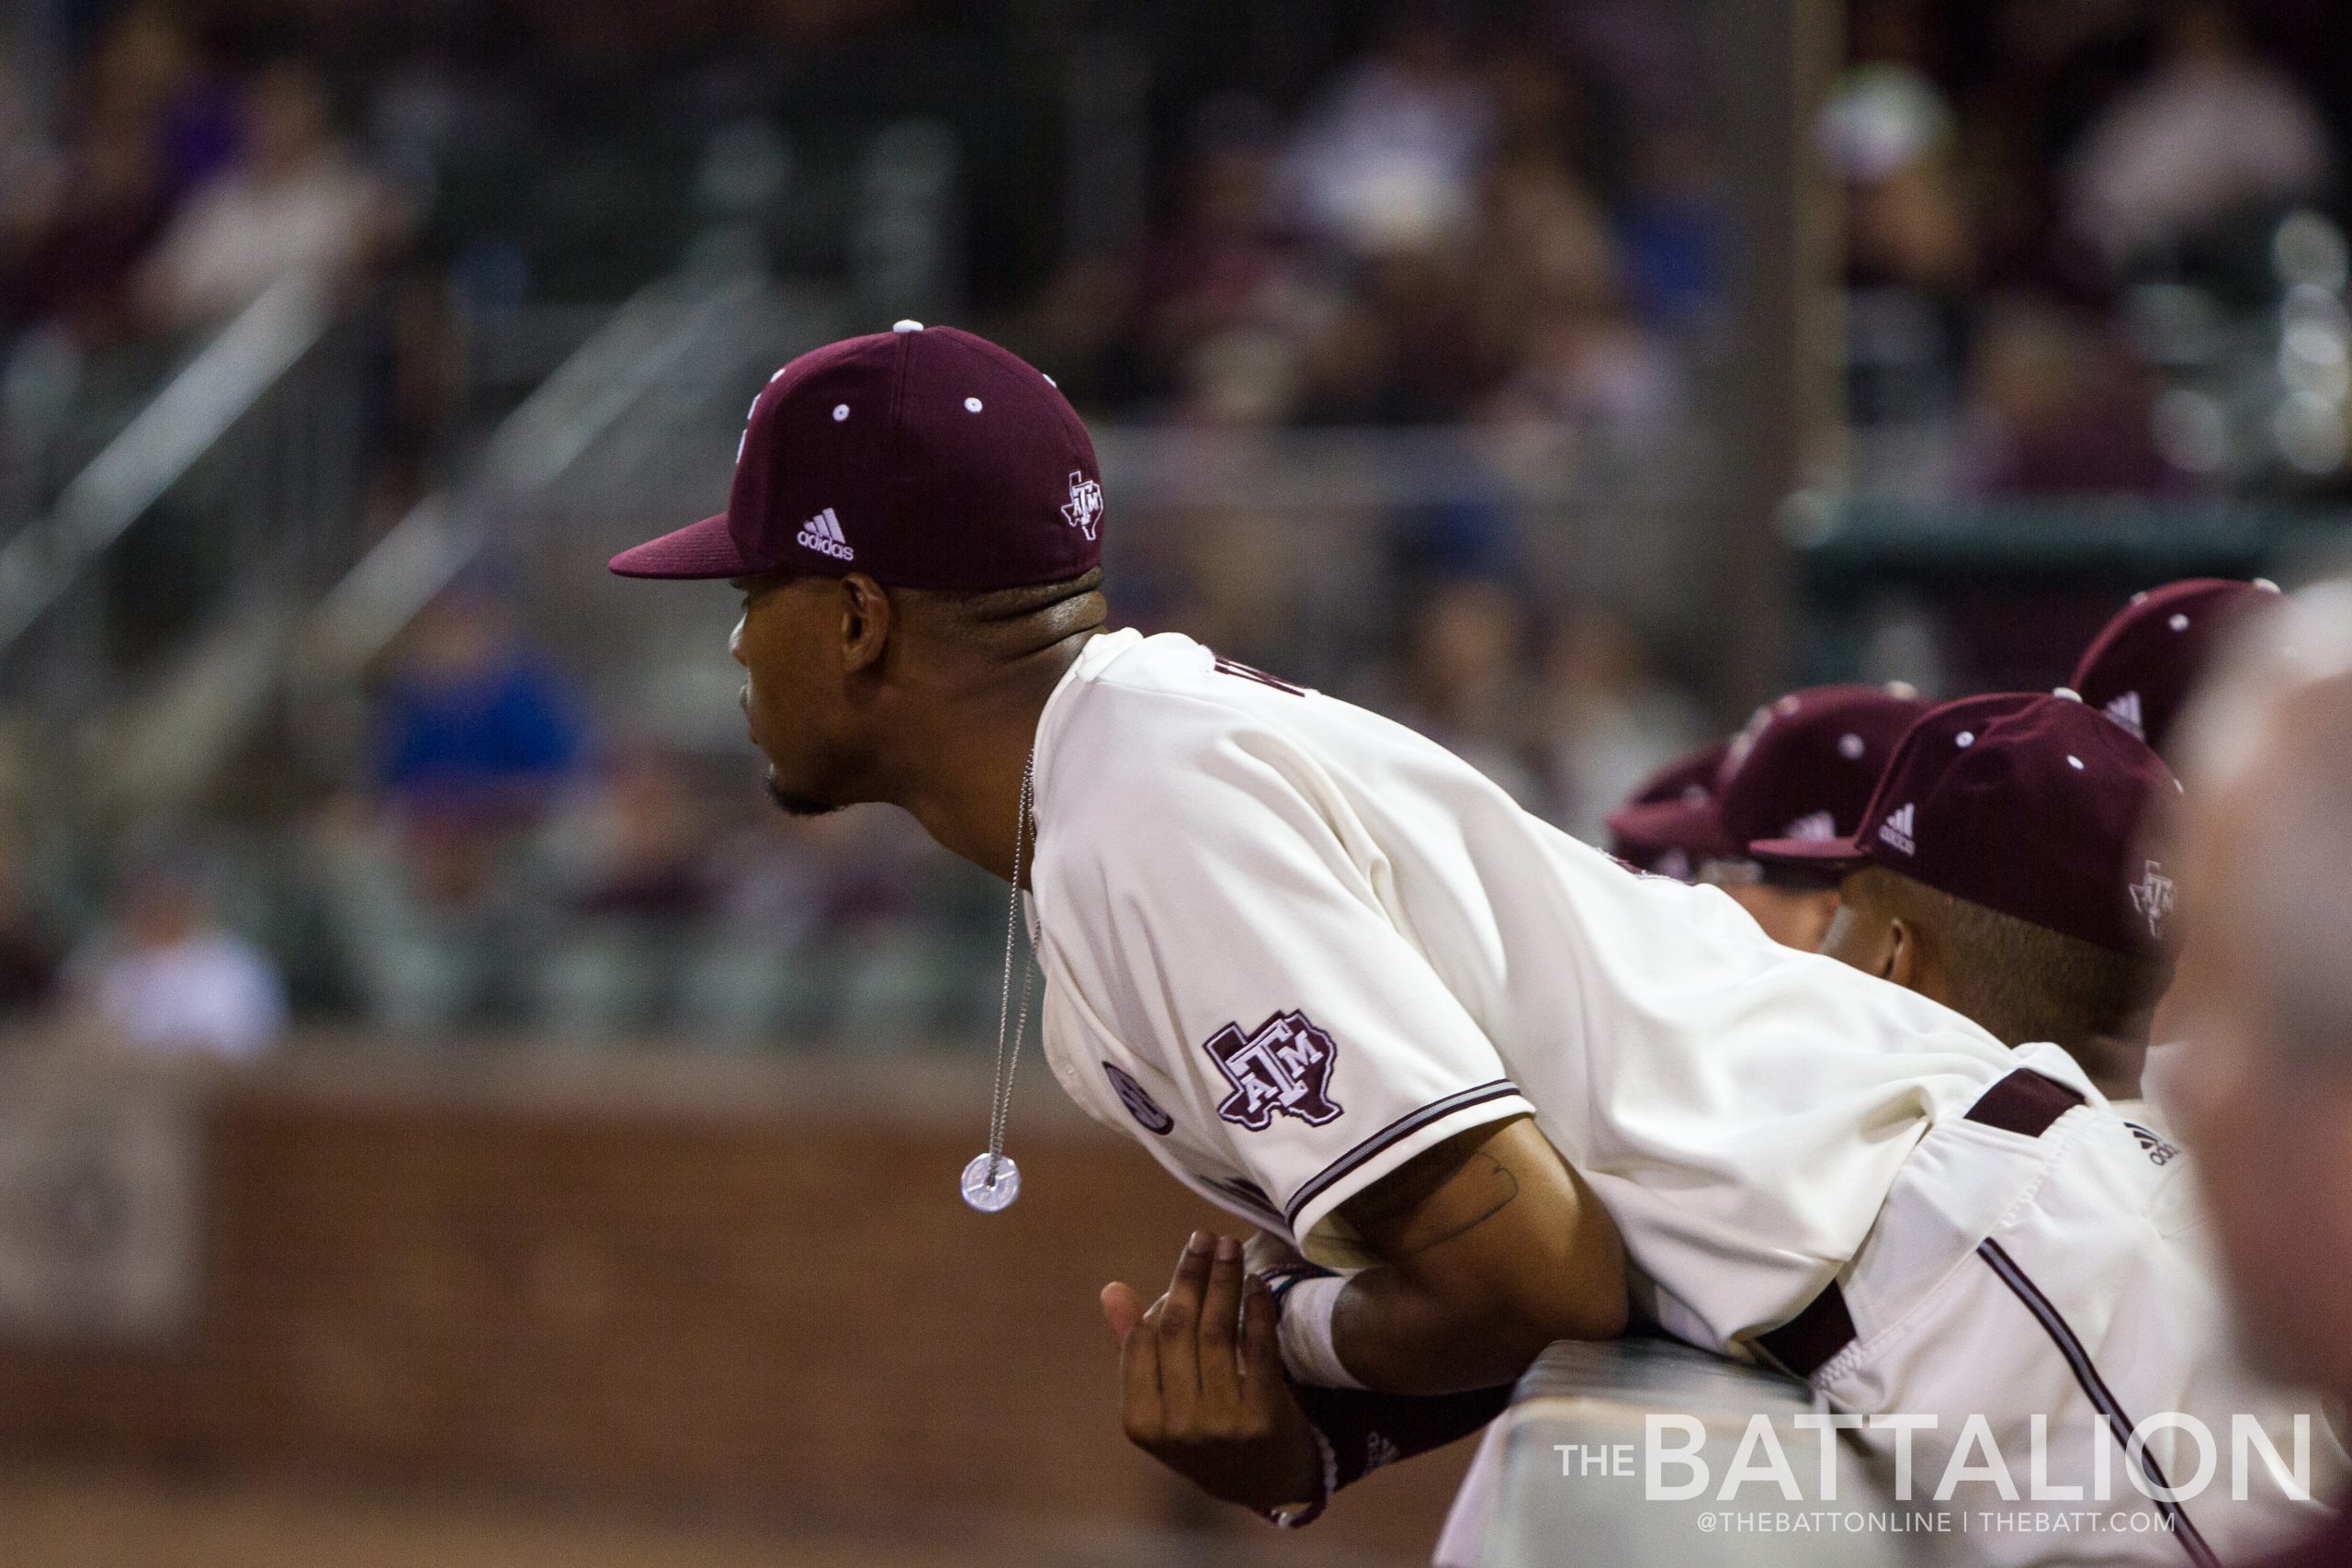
[905,567,1103,627]
[1852,865,2171,1054]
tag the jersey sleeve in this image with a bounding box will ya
[1038,713,1536,1269]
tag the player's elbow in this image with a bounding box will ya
[1449,1229,1629,1374]
[1509,1244,1629,1348]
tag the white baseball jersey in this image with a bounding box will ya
[1028,629,2019,1355]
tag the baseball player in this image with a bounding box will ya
[2165,581,2352,1568]
[2072,578,2284,1119]
[610,324,2324,1563]
[2073,579,2282,761]
[1602,739,1727,881]
[1608,682,1923,950]
[1751,693,2180,1108]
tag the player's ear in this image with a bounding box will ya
[836,573,892,675]
[1883,918,1919,989]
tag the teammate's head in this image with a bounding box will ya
[1603,739,1727,882]
[609,323,1110,816]
[2070,577,2281,761]
[2166,581,2352,1396]
[1756,693,2179,1093]
[1608,683,1923,948]
[1824,865,2168,1077]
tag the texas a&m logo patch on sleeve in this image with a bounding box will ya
[1202,1010,1343,1130]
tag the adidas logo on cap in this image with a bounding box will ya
[1878,802,1917,856]
[796,507,854,562]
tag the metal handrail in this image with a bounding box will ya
[0,273,334,651]
[300,267,767,685]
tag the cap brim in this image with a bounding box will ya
[609,513,757,580]
[1604,795,1723,858]
[1747,833,1871,870]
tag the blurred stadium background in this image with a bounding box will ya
[1,2,2348,1564]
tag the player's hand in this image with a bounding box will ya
[1102,1230,1325,1515]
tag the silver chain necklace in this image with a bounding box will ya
[960,749,1036,1213]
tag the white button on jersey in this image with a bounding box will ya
[1027,629,2016,1355]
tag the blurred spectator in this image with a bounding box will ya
[313,585,588,1031]
[139,60,392,330]
[1961,297,2177,493]
[689,806,969,1044]
[1133,103,1293,396]
[92,7,242,203]
[551,750,715,922]
[1394,577,1544,807]
[1295,243,1489,424]
[71,865,285,1060]
[534,750,720,1035]
[371,583,588,823]
[1615,125,1724,333]
[0,832,61,1016]
[1472,152,1679,440]
[1535,608,1704,843]
[1823,39,1976,452]
[1280,10,1492,258]
[1822,42,1971,280]
[0,79,169,345]
[311,793,547,1033]
[2065,2,2331,272]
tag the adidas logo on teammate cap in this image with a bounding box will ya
[797,507,854,562]
[1878,802,1917,856]
[2103,690,2144,739]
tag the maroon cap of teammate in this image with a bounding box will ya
[1603,739,1729,881]
[1752,692,2182,955]
[1606,683,1926,874]
[610,321,1103,590]
[2069,578,2280,758]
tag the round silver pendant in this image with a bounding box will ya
[960,1151,1022,1213]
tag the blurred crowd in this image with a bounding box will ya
[1011,5,1713,445]
[7,0,2352,497]
[1017,0,2352,504]
[1834,0,2352,496]
[3,0,2350,1060]
[0,9,420,519]
[0,17,401,351]
[0,563,1707,1052]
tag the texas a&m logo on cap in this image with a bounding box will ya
[2129,858,2175,940]
[1202,1010,1343,1131]
[1061,471,1104,540]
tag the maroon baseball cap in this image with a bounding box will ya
[1606,684,1926,871]
[609,321,1104,591]
[2070,578,2280,756]
[1604,739,1729,880]
[1751,692,2183,954]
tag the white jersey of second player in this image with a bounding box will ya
[1027,628,2020,1357]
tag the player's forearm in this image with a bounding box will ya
[1319,1115,1629,1394]
[1330,1258,1623,1394]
